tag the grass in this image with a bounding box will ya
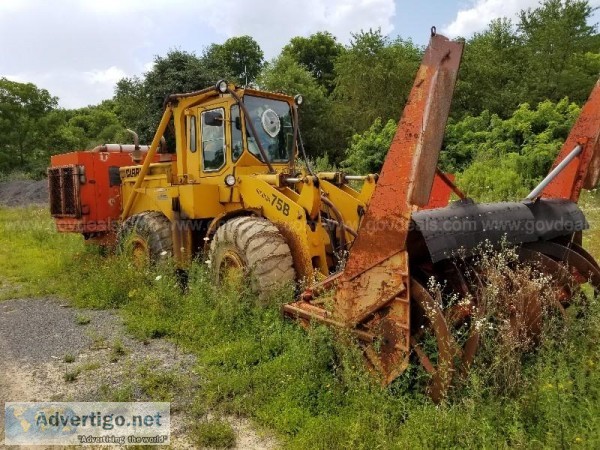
[190,419,236,449]
[86,330,108,350]
[97,361,189,404]
[1,200,600,448]
[109,338,127,362]
[0,206,83,299]
[80,360,102,372]
[581,189,600,256]
[0,171,37,182]
[74,313,91,325]
[64,368,80,382]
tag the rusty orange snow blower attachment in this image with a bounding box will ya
[284,29,600,402]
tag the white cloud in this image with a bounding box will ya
[143,61,155,73]
[444,0,600,38]
[443,0,536,37]
[4,74,26,83]
[0,1,30,13]
[204,0,396,56]
[4,69,126,108]
[80,0,189,14]
[85,66,127,85]
[0,0,395,107]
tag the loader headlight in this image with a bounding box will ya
[225,174,236,186]
[216,80,228,94]
[294,94,303,106]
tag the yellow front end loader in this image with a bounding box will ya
[114,80,383,289]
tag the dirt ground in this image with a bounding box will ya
[0,297,277,449]
[0,180,48,207]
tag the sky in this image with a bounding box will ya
[1,0,598,108]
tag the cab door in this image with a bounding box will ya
[200,104,228,177]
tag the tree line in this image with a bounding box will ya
[1,0,598,200]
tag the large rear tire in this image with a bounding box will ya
[209,216,295,294]
[118,211,173,265]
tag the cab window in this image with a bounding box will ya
[189,115,197,152]
[201,108,225,171]
[243,95,293,163]
[231,105,243,161]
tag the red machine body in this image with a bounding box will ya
[48,150,174,242]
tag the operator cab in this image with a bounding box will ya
[179,81,302,183]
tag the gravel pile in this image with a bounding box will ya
[0,179,48,206]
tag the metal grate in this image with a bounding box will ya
[47,165,81,218]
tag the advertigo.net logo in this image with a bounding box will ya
[4,402,170,446]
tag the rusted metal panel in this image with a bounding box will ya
[318,32,464,388]
[284,32,465,392]
[409,50,463,207]
[334,32,464,323]
[362,292,411,385]
[525,241,600,289]
[48,165,81,218]
[334,252,408,325]
[421,172,459,210]
[542,79,600,201]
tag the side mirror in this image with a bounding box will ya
[235,116,242,130]
[204,110,223,127]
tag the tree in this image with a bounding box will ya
[341,97,581,201]
[114,50,215,144]
[39,104,126,162]
[453,19,526,118]
[282,32,344,93]
[144,49,213,107]
[453,1,599,119]
[42,109,88,154]
[518,0,599,104]
[203,36,264,86]
[332,29,421,140]
[0,78,57,173]
[113,77,147,137]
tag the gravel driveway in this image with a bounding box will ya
[0,297,276,449]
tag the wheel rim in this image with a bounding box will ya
[130,236,149,267]
[219,250,246,286]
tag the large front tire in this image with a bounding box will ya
[209,216,295,294]
[118,211,173,265]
